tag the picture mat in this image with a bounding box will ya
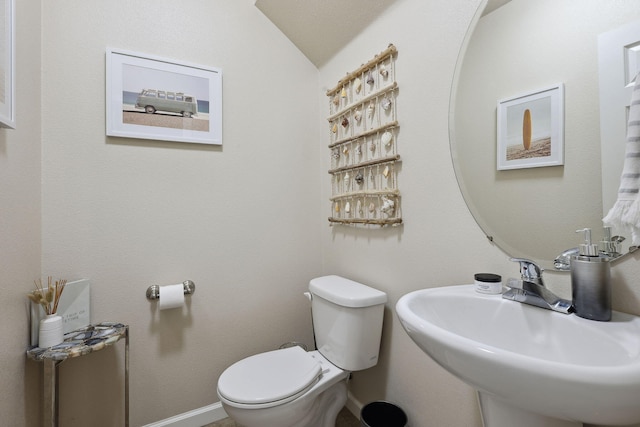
[497,84,564,170]
[106,48,222,145]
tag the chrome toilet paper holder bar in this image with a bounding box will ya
[146,280,196,301]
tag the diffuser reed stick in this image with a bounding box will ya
[27,277,67,315]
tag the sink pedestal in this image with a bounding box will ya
[397,285,640,427]
[478,393,582,427]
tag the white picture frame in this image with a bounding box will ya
[0,0,15,129]
[106,48,222,145]
[497,84,564,170]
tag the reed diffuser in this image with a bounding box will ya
[27,276,67,315]
[27,277,67,348]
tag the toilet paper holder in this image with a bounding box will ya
[146,280,196,301]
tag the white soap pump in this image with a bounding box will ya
[570,228,611,321]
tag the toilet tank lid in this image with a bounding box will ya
[309,275,387,308]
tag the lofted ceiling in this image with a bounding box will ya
[254,0,511,68]
[254,0,399,67]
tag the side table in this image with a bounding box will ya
[27,322,129,427]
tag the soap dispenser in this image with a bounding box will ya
[571,228,611,321]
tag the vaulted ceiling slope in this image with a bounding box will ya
[254,0,510,68]
[254,0,399,67]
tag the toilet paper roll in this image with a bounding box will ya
[159,283,185,310]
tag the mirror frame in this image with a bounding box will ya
[448,0,638,270]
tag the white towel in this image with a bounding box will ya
[603,72,640,245]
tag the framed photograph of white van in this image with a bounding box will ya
[106,48,222,145]
[497,84,564,170]
[0,0,15,129]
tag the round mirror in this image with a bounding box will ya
[450,0,640,270]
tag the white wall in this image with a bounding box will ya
[3,1,640,426]
[0,0,42,425]
[320,0,497,425]
[319,0,640,426]
[39,1,320,425]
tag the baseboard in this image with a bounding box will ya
[141,393,361,426]
[141,401,228,427]
[345,391,363,420]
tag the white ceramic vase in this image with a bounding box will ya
[39,314,63,348]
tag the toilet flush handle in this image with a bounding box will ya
[303,292,312,301]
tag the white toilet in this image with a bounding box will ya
[217,275,387,427]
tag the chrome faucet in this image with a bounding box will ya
[554,227,626,270]
[510,257,544,286]
[502,258,574,314]
[553,247,579,271]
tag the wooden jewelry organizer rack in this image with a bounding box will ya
[326,44,402,227]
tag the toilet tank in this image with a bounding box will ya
[309,275,387,371]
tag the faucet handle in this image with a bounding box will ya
[509,257,543,281]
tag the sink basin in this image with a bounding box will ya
[396,285,640,426]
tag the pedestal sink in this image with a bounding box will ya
[396,285,640,427]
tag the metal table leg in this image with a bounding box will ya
[29,323,129,427]
[125,326,129,427]
[43,359,59,427]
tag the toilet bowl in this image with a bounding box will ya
[217,346,349,427]
[216,275,387,427]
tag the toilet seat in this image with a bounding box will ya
[217,346,322,409]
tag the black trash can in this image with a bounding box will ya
[361,401,408,427]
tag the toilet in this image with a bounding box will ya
[217,275,387,427]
